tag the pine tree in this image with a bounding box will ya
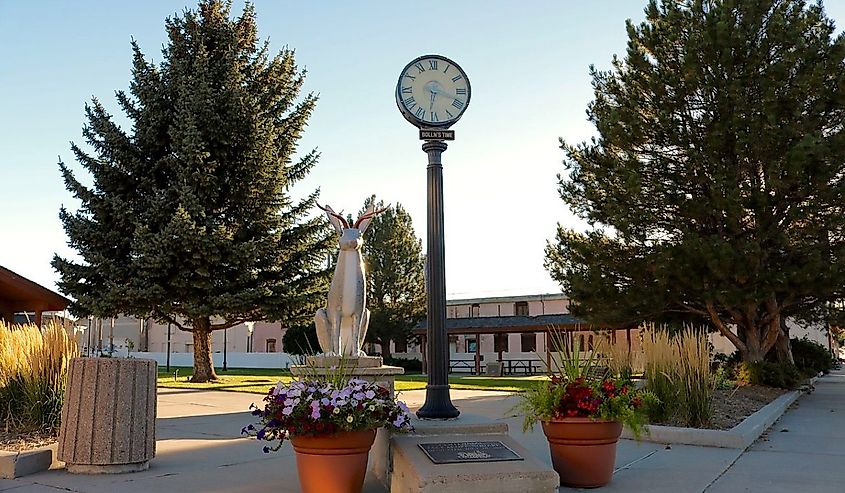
[54,0,331,381]
[359,197,426,358]
[545,0,845,362]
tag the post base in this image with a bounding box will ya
[66,461,149,474]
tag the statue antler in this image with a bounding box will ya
[317,203,350,229]
[353,207,387,229]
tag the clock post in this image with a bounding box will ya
[395,54,469,419]
[417,137,460,419]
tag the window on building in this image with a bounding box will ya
[266,338,277,353]
[466,337,478,353]
[515,301,529,316]
[521,333,536,352]
[494,333,509,353]
[588,335,594,350]
[394,337,408,353]
[471,304,480,318]
[578,334,585,351]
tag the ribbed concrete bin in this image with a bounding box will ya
[57,358,157,473]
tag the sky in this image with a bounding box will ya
[2,1,844,300]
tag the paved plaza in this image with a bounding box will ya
[1,371,843,492]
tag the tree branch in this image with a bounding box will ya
[706,301,747,353]
[154,310,187,332]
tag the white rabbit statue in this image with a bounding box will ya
[314,203,385,356]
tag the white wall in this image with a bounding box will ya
[133,351,299,369]
[709,318,830,356]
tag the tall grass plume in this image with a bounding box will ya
[0,321,79,433]
[641,325,713,428]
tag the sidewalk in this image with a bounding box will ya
[0,372,842,492]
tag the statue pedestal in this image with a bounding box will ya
[289,356,404,487]
[291,355,405,396]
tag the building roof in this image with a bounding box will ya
[446,293,567,306]
[412,313,618,335]
[0,266,69,313]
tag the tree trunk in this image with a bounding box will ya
[740,328,767,362]
[381,338,392,359]
[774,317,795,365]
[191,318,218,382]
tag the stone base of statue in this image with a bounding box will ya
[290,355,404,488]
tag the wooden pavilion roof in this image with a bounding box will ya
[412,314,624,336]
[0,266,69,314]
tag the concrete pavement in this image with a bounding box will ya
[0,372,842,492]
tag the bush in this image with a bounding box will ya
[714,367,736,390]
[0,322,79,432]
[790,337,833,376]
[383,356,423,373]
[737,361,800,389]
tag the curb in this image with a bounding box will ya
[0,443,59,479]
[620,378,818,449]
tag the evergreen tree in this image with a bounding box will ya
[54,0,331,381]
[281,322,320,356]
[545,0,845,362]
[359,197,426,358]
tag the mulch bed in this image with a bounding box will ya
[655,384,787,430]
[0,429,57,452]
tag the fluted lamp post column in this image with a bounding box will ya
[416,140,459,419]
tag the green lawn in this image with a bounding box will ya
[157,367,545,394]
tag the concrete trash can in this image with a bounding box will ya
[57,357,157,473]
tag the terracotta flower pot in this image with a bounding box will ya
[290,429,376,493]
[541,418,622,488]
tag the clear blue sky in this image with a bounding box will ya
[2,1,844,299]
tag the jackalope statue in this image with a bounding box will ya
[315,203,386,356]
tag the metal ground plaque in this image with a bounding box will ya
[418,440,524,464]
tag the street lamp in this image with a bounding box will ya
[166,322,172,372]
[223,326,228,371]
[246,322,255,352]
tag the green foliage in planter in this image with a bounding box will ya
[790,337,833,376]
[737,361,800,389]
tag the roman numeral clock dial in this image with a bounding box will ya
[396,54,471,129]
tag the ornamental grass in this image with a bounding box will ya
[641,325,714,428]
[0,322,79,433]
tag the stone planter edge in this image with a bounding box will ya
[0,443,61,479]
[619,375,821,448]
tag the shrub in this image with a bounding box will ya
[790,337,833,376]
[383,356,423,373]
[737,361,800,389]
[641,326,714,428]
[0,322,79,433]
[516,330,654,437]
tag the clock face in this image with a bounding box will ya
[395,54,471,128]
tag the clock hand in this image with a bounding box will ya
[429,81,458,100]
